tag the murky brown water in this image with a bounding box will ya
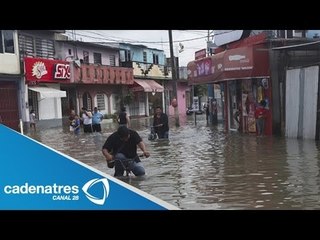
[27,114,320,210]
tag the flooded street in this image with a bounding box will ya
[27,115,320,210]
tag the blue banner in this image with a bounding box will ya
[0,124,179,210]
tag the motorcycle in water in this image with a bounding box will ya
[148,126,158,141]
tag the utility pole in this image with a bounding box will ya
[207,30,214,56]
[168,30,180,127]
[207,30,215,124]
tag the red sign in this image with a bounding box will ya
[195,49,207,60]
[223,47,253,71]
[188,44,270,85]
[24,57,71,84]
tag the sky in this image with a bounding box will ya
[64,30,211,67]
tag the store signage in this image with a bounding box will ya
[24,57,71,84]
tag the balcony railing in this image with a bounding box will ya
[73,63,134,85]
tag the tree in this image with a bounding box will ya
[123,91,134,106]
[194,84,208,97]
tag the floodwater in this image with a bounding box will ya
[26,114,320,210]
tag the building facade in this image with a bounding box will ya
[56,40,134,118]
[188,29,320,139]
[188,32,272,135]
[119,43,168,116]
[18,30,68,130]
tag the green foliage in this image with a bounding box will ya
[123,92,134,105]
[194,84,208,97]
[104,113,117,120]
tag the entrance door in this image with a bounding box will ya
[228,81,240,131]
[0,81,19,131]
[82,92,92,111]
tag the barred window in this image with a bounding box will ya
[109,55,115,66]
[96,93,105,110]
[35,38,54,59]
[93,52,101,64]
[143,52,147,62]
[19,34,54,59]
[18,34,34,59]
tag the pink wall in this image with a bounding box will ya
[168,82,190,116]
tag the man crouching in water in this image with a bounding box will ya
[102,125,150,177]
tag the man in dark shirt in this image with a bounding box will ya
[102,126,150,176]
[117,106,130,128]
[153,106,169,139]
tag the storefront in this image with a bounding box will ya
[129,79,164,116]
[187,43,272,135]
[24,57,69,128]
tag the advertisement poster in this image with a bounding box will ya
[248,103,256,133]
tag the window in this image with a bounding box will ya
[18,34,54,59]
[35,38,54,59]
[83,51,89,64]
[82,92,92,111]
[126,50,131,61]
[93,52,102,64]
[153,53,159,64]
[109,55,115,66]
[18,34,34,59]
[96,93,105,110]
[0,30,15,54]
[143,52,147,62]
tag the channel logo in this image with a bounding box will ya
[82,178,110,205]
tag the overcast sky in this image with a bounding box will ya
[64,30,211,66]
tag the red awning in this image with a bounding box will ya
[130,79,164,93]
[187,45,270,85]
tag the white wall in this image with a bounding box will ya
[58,43,119,66]
[38,97,62,120]
[36,84,64,120]
[286,66,319,139]
[286,69,300,138]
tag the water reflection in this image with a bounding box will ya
[26,115,320,210]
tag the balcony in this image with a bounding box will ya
[73,63,134,85]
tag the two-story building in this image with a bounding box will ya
[56,40,134,117]
[18,30,68,130]
[119,43,167,116]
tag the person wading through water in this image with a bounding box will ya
[102,125,150,177]
[117,106,130,128]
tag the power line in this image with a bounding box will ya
[65,30,217,44]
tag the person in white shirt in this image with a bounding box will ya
[81,107,93,133]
